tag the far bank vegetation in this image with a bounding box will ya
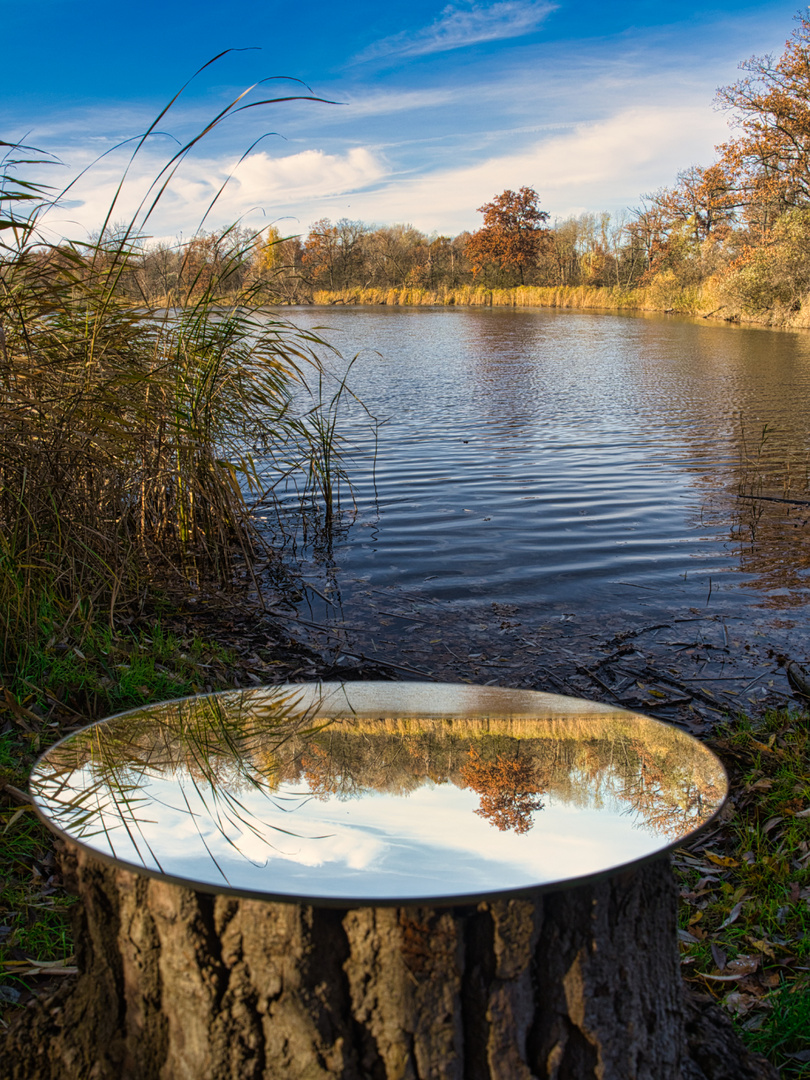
[106,12,810,330]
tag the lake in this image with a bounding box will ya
[257,306,810,714]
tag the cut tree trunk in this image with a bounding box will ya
[2,845,777,1080]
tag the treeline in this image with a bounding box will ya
[106,210,644,308]
[257,207,647,298]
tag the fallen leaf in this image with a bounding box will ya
[725,955,759,976]
[748,778,773,791]
[747,937,777,959]
[719,900,747,929]
[695,875,721,890]
[2,805,32,833]
[703,850,739,869]
[749,739,776,754]
[678,929,701,945]
[711,943,728,970]
[723,991,758,1016]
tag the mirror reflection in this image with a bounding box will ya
[29,682,727,904]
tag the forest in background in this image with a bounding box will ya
[96,12,810,329]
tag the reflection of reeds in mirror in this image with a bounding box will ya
[33,688,335,881]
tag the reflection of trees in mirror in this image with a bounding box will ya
[623,740,721,840]
[32,697,726,880]
[295,725,721,840]
[460,748,545,834]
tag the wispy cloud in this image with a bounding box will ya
[356,0,557,62]
[337,88,460,118]
[33,145,388,243]
[292,103,731,234]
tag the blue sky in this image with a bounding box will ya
[2,0,798,243]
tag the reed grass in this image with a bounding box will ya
[313,283,652,309]
[311,281,753,321]
[0,73,345,689]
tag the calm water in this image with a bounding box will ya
[260,307,810,655]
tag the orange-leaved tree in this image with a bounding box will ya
[646,163,740,248]
[716,12,810,232]
[460,748,545,834]
[464,186,550,285]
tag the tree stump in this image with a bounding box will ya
[2,844,777,1080]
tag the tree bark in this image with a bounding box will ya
[2,845,777,1080]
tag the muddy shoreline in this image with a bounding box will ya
[164,584,810,735]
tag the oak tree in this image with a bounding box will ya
[465,186,550,284]
[716,13,810,230]
[460,747,544,833]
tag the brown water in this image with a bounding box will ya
[257,307,810,717]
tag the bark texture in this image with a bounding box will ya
[2,846,778,1080]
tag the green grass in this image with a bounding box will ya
[3,613,241,743]
[1,732,78,1010]
[0,610,246,1020]
[675,708,810,1077]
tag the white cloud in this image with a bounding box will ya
[34,145,388,243]
[228,146,386,204]
[274,102,732,234]
[357,0,557,62]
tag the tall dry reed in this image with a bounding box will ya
[0,75,343,679]
[312,283,652,309]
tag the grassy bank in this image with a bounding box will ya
[312,279,810,328]
[313,283,648,309]
[675,709,810,1077]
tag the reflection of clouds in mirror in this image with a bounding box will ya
[29,684,727,902]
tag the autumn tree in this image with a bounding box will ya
[255,225,284,274]
[302,217,368,290]
[174,228,252,301]
[250,226,307,302]
[716,13,810,230]
[460,747,544,833]
[647,163,739,247]
[363,223,427,287]
[464,186,550,284]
